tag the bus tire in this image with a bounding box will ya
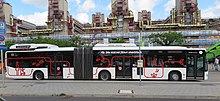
[99,71,110,81]
[169,72,181,81]
[33,71,44,80]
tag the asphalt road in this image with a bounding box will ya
[1,96,220,101]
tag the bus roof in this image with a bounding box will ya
[93,46,206,51]
[6,47,75,53]
[94,43,137,47]
[34,47,75,51]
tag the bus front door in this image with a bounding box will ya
[187,56,196,80]
[187,56,204,80]
[114,57,132,79]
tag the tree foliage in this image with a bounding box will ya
[148,31,185,46]
[6,40,15,48]
[5,35,87,47]
[110,38,125,43]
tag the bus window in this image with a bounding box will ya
[147,55,163,67]
[19,60,29,68]
[93,55,111,67]
[147,55,185,67]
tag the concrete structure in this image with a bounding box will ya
[92,12,105,27]
[0,0,36,37]
[138,10,152,31]
[137,0,205,31]
[73,18,84,34]
[108,0,134,33]
[0,0,14,35]
[83,0,206,33]
[46,0,72,35]
[84,0,134,34]
[202,18,220,30]
[84,12,106,34]
[173,0,201,25]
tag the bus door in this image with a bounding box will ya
[49,55,63,79]
[114,56,132,79]
[187,55,204,80]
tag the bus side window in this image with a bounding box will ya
[8,60,16,67]
[147,56,163,67]
[19,60,29,68]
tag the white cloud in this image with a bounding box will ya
[106,2,111,11]
[202,2,220,18]
[17,11,48,26]
[21,0,47,7]
[76,13,89,23]
[81,0,96,12]
[129,0,161,21]
[164,0,175,12]
[75,0,81,4]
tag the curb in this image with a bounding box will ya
[1,94,220,100]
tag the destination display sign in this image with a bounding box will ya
[99,51,141,55]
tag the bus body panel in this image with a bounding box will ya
[63,67,74,79]
[93,67,115,79]
[6,66,48,79]
[132,68,186,80]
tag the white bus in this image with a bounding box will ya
[5,44,208,81]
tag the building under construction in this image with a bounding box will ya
[136,0,205,31]
[30,0,84,35]
[46,0,71,35]
[0,0,36,37]
[84,12,106,34]
[171,0,201,25]
[84,0,134,34]
[1,0,218,36]
[138,10,152,31]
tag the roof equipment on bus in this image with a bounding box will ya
[94,43,137,47]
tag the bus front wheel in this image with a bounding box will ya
[33,71,44,80]
[169,72,181,81]
[99,71,110,81]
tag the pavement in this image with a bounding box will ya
[0,71,220,99]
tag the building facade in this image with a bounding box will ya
[172,0,201,25]
[84,12,106,34]
[72,18,84,34]
[0,0,36,37]
[47,0,73,35]
[138,10,152,31]
[108,0,134,33]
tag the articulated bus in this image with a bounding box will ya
[5,44,208,81]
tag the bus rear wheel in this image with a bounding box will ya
[33,71,44,80]
[169,72,181,81]
[99,71,110,81]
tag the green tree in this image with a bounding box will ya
[110,37,125,43]
[69,35,86,47]
[148,31,185,46]
[20,37,75,47]
[6,40,16,48]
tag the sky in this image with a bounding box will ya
[5,0,220,26]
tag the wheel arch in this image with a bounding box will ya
[98,70,111,80]
[33,70,44,80]
[168,70,182,80]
